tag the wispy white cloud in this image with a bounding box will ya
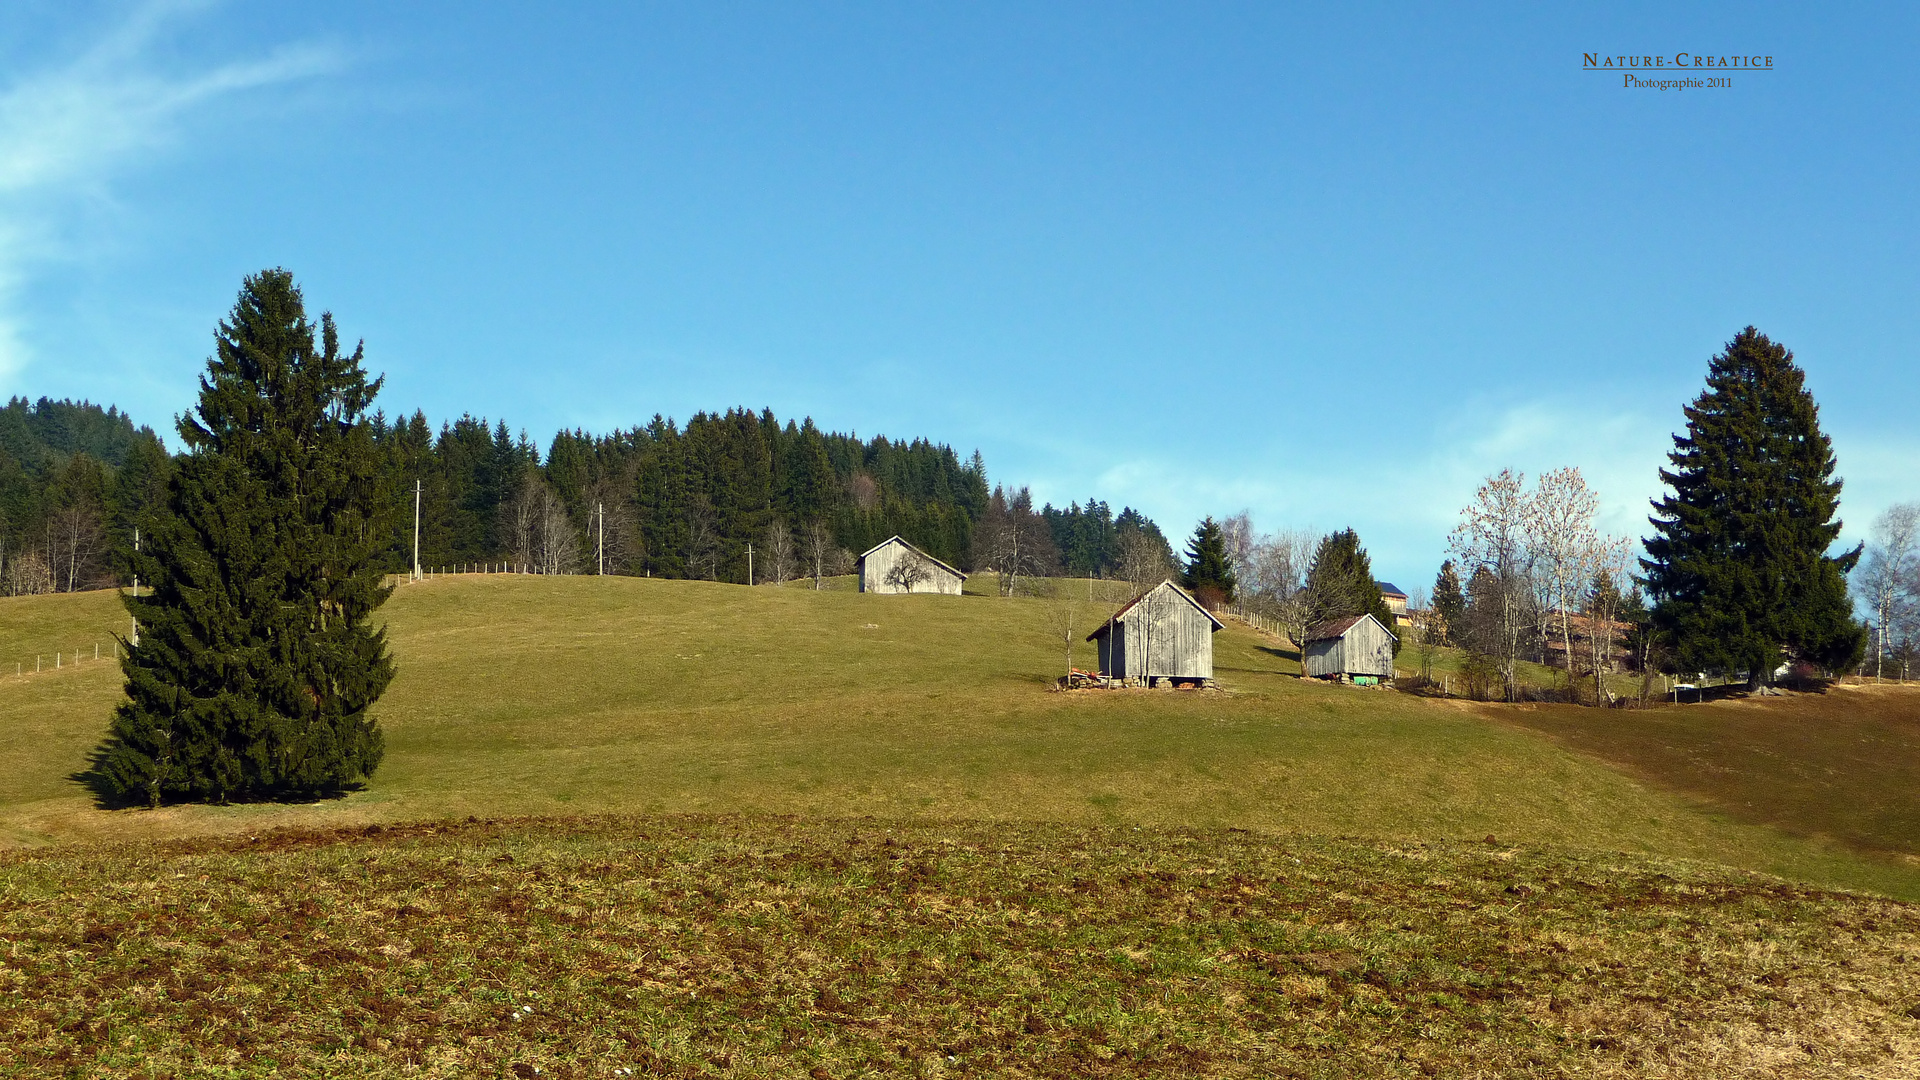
[0,1,339,386]
[1411,396,1674,542]
[1058,393,1676,583]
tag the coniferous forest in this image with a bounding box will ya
[0,398,1177,593]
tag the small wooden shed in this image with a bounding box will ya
[1303,613,1398,682]
[1085,580,1224,685]
[857,536,966,595]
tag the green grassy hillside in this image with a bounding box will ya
[4,816,1916,1079]
[4,576,1918,899]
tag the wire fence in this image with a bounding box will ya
[393,562,593,585]
[5,640,120,682]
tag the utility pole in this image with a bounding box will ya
[746,543,754,586]
[597,501,604,575]
[412,479,422,582]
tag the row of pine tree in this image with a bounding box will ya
[2,403,1195,593]
[367,407,992,579]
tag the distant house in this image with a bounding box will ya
[1303,613,1398,682]
[1542,612,1632,670]
[1377,582,1411,627]
[857,536,966,595]
[1086,580,1224,686]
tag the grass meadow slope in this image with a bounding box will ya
[5,578,1920,1076]
[2,576,1918,898]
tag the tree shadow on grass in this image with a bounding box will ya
[68,743,140,810]
[1256,644,1302,664]
[67,742,361,811]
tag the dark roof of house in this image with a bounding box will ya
[1376,581,1407,598]
[1305,612,1399,643]
[855,535,967,580]
[1086,579,1225,641]
[1305,615,1364,642]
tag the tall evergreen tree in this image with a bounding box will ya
[99,270,395,806]
[1182,517,1236,606]
[1303,528,1396,641]
[1641,327,1865,685]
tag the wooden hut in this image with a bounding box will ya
[857,536,966,595]
[1085,580,1223,686]
[1303,613,1398,683]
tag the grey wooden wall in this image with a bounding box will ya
[858,539,964,595]
[1303,616,1396,678]
[1095,582,1215,678]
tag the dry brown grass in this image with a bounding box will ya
[1488,684,1920,864]
[3,815,1917,1079]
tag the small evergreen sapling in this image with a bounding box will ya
[1182,518,1236,609]
[1431,560,1466,647]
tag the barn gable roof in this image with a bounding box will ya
[856,535,967,580]
[1086,579,1224,641]
[1305,612,1399,644]
[1376,581,1407,598]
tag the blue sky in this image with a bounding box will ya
[1,2,1914,590]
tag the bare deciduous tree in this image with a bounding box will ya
[683,499,721,581]
[1451,467,1631,703]
[583,477,642,575]
[1244,527,1315,617]
[1116,528,1175,592]
[1583,551,1631,705]
[1404,597,1437,686]
[847,472,880,512]
[1862,503,1920,681]
[7,548,52,595]
[1529,466,1603,685]
[973,485,1056,597]
[763,517,797,585]
[49,501,106,592]
[803,519,838,589]
[1274,559,1338,678]
[1219,511,1256,613]
[503,473,582,575]
[1039,578,1084,682]
[1450,469,1534,701]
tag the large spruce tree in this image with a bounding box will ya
[1304,528,1397,647]
[100,270,395,806]
[1641,327,1865,686]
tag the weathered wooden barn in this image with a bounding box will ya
[1303,613,1398,682]
[1085,580,1223,685]
[856,536,967,595]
